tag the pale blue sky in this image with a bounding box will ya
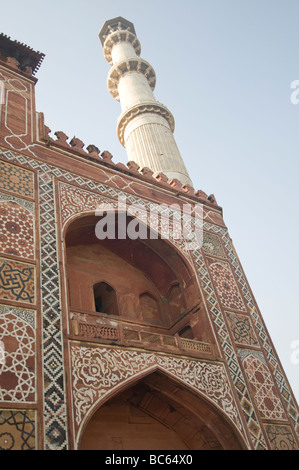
[1,0,299,403]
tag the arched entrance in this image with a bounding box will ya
[64,212,216,342]
[78,371,246,450]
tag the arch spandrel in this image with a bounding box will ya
[70,342,249,450]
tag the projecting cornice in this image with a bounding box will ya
[0,33,44,76]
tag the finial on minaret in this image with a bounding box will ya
[99,17,193,187]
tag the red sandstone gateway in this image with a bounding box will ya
[0,18,298,451]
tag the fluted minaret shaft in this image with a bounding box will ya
[99,17,192,187]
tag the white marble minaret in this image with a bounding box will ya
[99,17,193,187]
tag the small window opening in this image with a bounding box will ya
[178,325,194,339]
[93,282,119,315]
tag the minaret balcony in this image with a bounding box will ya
[107,58,156,100]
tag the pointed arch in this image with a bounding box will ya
[76,366,248,450]
[62,207,197,284]
[69,343,247,450]
[63,210,203,326]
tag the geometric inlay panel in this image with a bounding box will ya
[226,311,259,347]
[0,257,35,304]
[216,224,299,438]
[207,259,247,311]
[0,304,35,402]
[38,169,66,450]
[202,231,226,258]
[0,196,34,259]
[239,350,287,421]
[264,424,298,450]
[192,248,265,449]
[0,159,34,199]
[0,409,36,450]
[59,181,112,229]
